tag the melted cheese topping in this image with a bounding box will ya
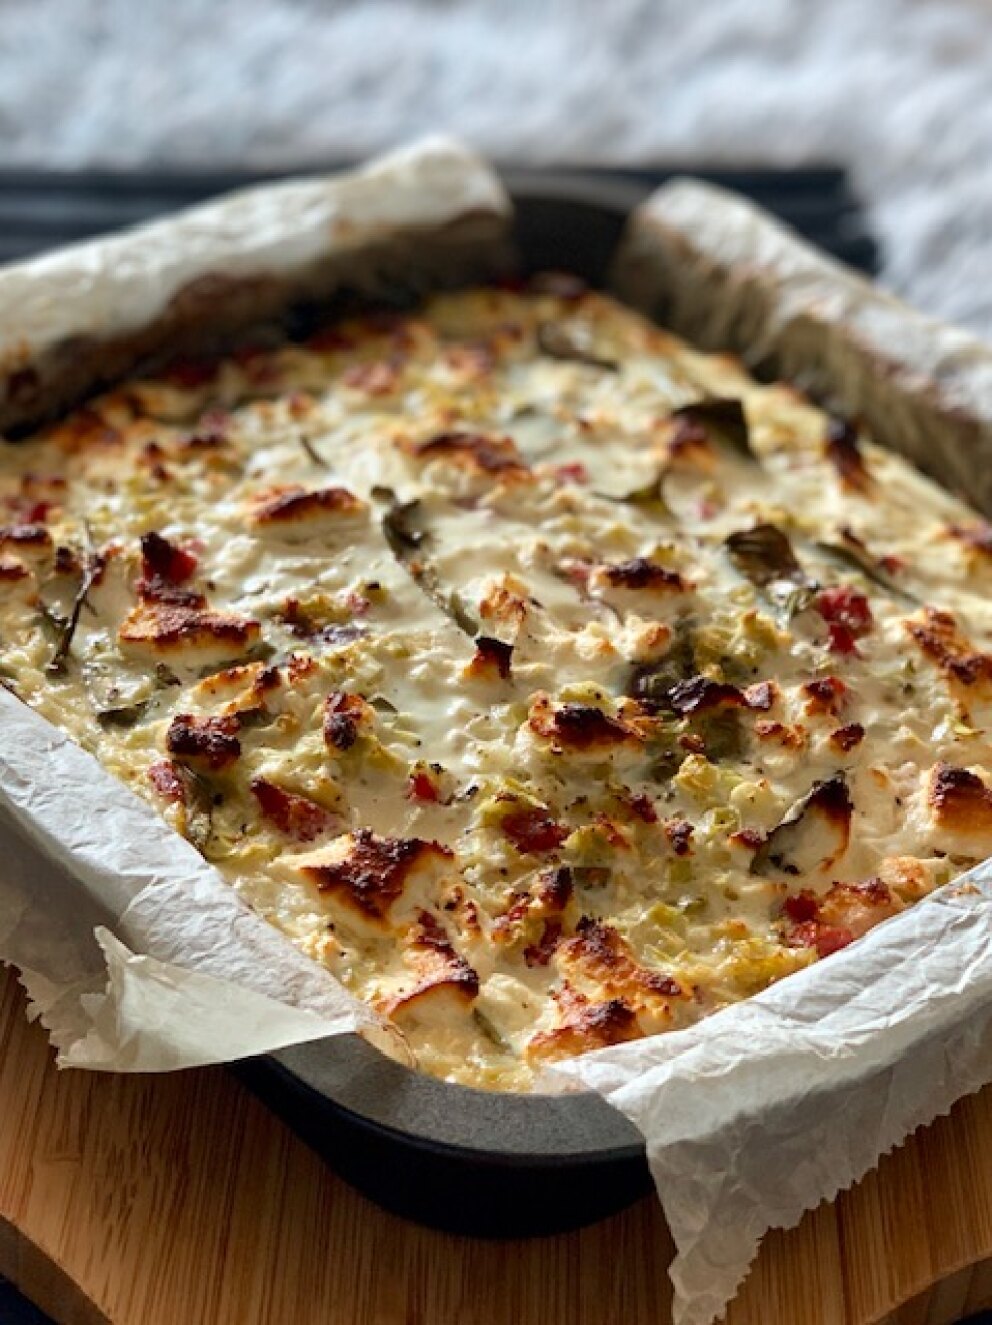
[3,279,992,1091]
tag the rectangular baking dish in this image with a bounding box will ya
[4,153,989,1249]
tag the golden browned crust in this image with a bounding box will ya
[301,829,453,922]
[407,430,531,480]
[166,713,242,771]
[118,601,261,658]
[379,910,480,1018]
[526,983,643,1063]
[465,635,514,681]
[322,691,372,751]
[597,557,688,593]
[191,660,282,706]
[558,917,684,1010]
[491,865,575,952]
[478,576,528,629]
[780,878,901,956]
[906,607,992,698]
[497,801,569,856]
[753,776,854,878]
[802,676,848,717]
[817,879,901,936]
[829,722,866,754]
[928,762,992,834]
[248,484,366,527]
[527,694,643,753]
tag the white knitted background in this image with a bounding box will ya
[1,0,990,334]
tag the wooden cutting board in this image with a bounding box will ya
[2,965,992,1325]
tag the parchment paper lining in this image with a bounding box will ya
[0,133,510,376]
[0,685,370,1069]
[3,140,992,1325]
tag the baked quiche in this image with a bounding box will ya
[2,275,991,1091]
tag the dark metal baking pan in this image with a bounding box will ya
[0,163,880,273]
[0,166,877,1240]
[235,1037,650,1239]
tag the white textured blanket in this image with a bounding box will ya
[0,0,990,332]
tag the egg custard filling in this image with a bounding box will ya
[2,276,992,1090]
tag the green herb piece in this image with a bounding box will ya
[537,322,618,372]
[473,1008,511,1051]
[299,435,327,468]
[615,467,674,516]
[381,498,427,557]
[697,708,743,762]
[448,589,479,638]
[572,865,611,888]
[97,700,151,729]
[378,491,477,638]
[815,528,917,604]
[182,768,219,855]
[673,397,751,457]
[725,523,816,620]
[626,619,697,707]
[678,894,708,917]
[46,539,102,676]
[233,706,276,730]
[726,524,803,587]
[648,745,684,782]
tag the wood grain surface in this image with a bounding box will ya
[1,964,991,1325]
